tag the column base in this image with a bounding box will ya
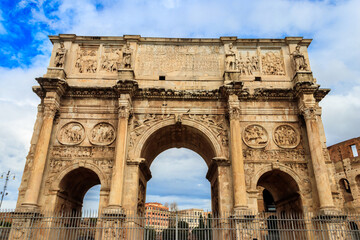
[19,203,40,212]
[318,206,339,216]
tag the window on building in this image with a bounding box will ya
[351,145,358,157]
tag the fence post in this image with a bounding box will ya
[175,213,178,240]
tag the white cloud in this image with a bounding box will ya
[320,86,360,146]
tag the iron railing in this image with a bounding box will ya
[0,209,359,239]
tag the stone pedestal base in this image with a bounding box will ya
[224,70,240,83]
[101,209,127,240]
[292,71,314,85]
[118,69,135,80]
[43,67,66,79]
[9,210,41,240]
[231,213,256,240]
[312,214,348,240]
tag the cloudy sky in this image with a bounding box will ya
[0,0,359,211]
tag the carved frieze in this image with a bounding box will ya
[243,149,306,161]
[273,125,300,148]
[57,122,85,145]
[89,122,116,146]
[100,47,122,72]
[51,146,115,159]
[243,124,268,148]
[75,47,98,73]
[261,50,285,75]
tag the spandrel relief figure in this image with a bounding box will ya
[122,42,133,69]
[291,45,309,71]
[54,42,66,68]
[225,43,237,71]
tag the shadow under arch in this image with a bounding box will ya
[129,121,229,214]
[52,165,107,212]
[256,169,303,213]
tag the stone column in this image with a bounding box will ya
[301,106,335,212]
[228,94,248,211]
[107,94,131,209]
[22,79,66,208]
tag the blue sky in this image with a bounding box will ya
[0,0,360,210]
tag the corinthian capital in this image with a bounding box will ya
[229,106,241,120]
[43,103,58,118]
[300,107,317,121]
[118,105,131,119]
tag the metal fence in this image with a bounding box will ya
[0,209,360,239]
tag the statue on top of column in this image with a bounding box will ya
[225,43,238,71]
[54,42,66,68]
[291,44,308,72]
[122,42,133,69]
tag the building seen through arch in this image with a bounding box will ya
[10,34,360,239]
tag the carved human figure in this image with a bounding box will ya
[225,43,237,71]
[243,125,268,148]
[122,42,132,69]
[291,45,308,71]
[273,125,299,148]
[54,42,66,68]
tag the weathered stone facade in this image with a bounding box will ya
[16,34,342,220]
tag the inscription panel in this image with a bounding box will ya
[136,44,223,79]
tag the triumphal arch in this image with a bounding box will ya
[16,34,340,219]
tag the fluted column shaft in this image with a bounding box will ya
[302,108,335,211]
[22,101,58,207]
[108,95,131,208]
[228,94,248,210]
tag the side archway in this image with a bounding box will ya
[253,166,303,213]
[51,163,109,212]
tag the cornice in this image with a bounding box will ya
[49,34,312,47]
[65,87,117,98]
[135,88,223,100]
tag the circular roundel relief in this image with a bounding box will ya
[242,124,269,148]
[89,122,116,146]
[273,124,300,149]
[57,122,85,145]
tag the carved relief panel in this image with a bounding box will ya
[236,49,260,75]
[243,124,268,148]
[100,46,122,72]
[273,124,300,148]
[261,49,285,75]
[75,47,99,73]
[89,122,116,146]
[57,122,85,145]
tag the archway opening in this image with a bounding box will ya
[55,167,101,213]
[257,170,302,213]
[146,148,211,210]
[138,123,222,231]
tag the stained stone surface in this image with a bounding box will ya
[16,35,352,227]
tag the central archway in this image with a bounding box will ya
[123,122,232,214]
